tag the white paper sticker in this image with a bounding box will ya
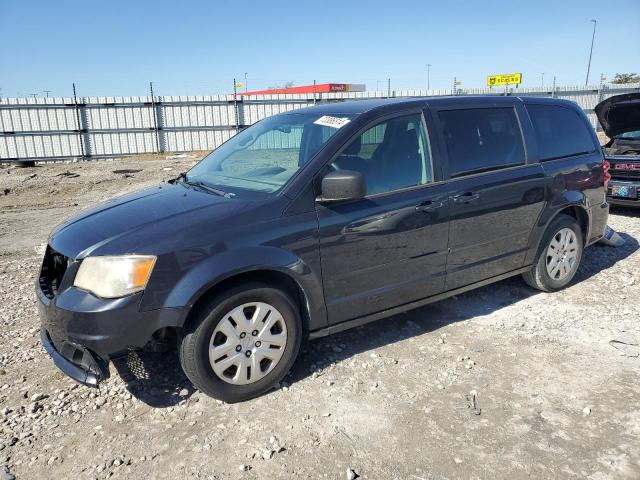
[313,115,351,129]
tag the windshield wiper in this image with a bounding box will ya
[180,176,235,198]
[170,171,236,197]
[191,180,235,198]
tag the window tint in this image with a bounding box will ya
[439,107,525,177]
[331,114,432,195]
[527,104,596,161]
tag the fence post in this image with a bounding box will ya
[149,82,164,153]
[597,79,606,104]
[72,83,88,161]
[233,79,239,133]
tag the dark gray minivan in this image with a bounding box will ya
[38,96,609,402]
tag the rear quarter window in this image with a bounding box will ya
[526,104,596,161]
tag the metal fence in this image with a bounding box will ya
[1,83,638,163]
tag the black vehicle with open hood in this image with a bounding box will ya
[596,92,640,206]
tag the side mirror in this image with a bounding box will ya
[317,170,366,203]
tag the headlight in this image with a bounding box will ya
[73,255,156,298]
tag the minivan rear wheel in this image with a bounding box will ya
[179,283,302,402]
[522,214,583,292]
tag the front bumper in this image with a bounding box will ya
[40,328,107,386]
[607,180,640,207]
[37,282,187,386]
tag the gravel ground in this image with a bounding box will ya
[0,156,639,480]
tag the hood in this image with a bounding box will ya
[595,93,640,138]
[50,182,245,259]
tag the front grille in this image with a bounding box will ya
[609,160,640,181]
[611,171,640,181]
[39,247,70,299]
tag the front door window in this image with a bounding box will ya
[331,114,433,195]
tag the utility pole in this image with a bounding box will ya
[387,78,391,97]
[541,72,545,88]
[552,76,557,98]
[453,77,457,94]
[426,64,432,91]
[585,19,597,86]
[43,90,51,98]
[30,93,38,99]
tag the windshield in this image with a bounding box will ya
[617,130,640,140]
[186,112,354,195]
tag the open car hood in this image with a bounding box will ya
[595,93,640,138]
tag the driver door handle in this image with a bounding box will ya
[415,200,445,212]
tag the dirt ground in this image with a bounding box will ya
[0,155,639,480]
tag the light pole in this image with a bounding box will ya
[426,64,432,91]
[244,72,248,93]
[585,19,597,86]
[541,72,545,88]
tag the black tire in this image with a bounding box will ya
[522,214,584,292]
[179,283,302,403]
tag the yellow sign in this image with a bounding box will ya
[487,73,522,86]
[234,82,244,89]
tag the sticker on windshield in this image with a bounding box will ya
[313,115,351,129]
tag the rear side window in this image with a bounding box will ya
[526,104,596,161]
[438,107,525,178]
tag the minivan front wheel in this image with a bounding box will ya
[179,284,301,402]
[523,214,584,292]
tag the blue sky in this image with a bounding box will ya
[1,0,639,98]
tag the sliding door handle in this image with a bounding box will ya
[451,192,480,203]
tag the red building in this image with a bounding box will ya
[238,83,366,96]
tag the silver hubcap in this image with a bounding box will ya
[209,302,287,385]
[546,228,578,281]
